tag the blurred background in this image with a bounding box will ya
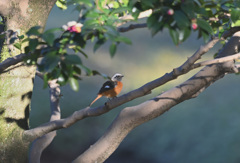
[30,5,240,163]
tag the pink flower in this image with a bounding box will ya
[192,23,198,30]
[62,21,83,33]
[167,9,174,15]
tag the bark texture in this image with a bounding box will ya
[0,0,56,162]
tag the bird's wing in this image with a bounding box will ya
[98,81,115,94]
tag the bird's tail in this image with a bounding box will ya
[89,94,102,106]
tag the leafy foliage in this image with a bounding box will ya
[131,0,240,44]
[8,0,240,91]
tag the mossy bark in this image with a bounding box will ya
[0,0,56,162]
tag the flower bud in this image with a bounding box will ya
[192,23,198,30]
[167,9,174,15]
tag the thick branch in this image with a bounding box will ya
[22,30,237,142]
[73,64,225,163]
[29,79,61,163]
[72,31,240,163]
[0,53,28,73]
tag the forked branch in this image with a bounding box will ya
[22,31,240,142]
[72,31,240,163]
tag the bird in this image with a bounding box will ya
[89,73,124,106]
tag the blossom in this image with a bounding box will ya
[191,23,198,30]
[191,19,198,30]
[167,9,174,15]
[62,21,83,33]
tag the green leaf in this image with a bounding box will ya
[40,51,60,72]
[92,70,109,79]
[93,38,106,52]
[65,55,82,64]
[197,19,213,34]
[44,27,63,34]
[147,14,160,29]
[42,32,55,46]
[29,38,39,52]
[69,77,79,91]
[78,49,88,58]
[14,43,21,50]
[60,37,69,44]
[231,9,240,23]
[232,20,240,27]
[79,64,92,76]
[180,27,191,42]
[22,38,30,43]
[173,10,190,29]
[72,45,88,58]
[181,2,195,17]
[51,68,61,79]
[56,0,67,10]
[201,30,210,43]
[150,22,164,36]
[57,72,68,85]
[110,7,130,15]
[43,73,49,88]
[73,33,86,48]
[234,1,240,8]
[141,1,154,8]
[104,25,119,36]
[169,27,179,45]
[109,43,117,57]
[26,26,41,36]
[116,36,132,45]
[18,35,25,40]
[73,65,81,75]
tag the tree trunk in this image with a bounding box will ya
[0,0,56,162]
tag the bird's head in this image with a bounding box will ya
[111,73,124,81]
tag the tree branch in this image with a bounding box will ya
[73,64,226,163]
[72,31,240,163]
[35,70,44,79]
[1,26,240,74]
[29,79,61,163]
[0,53,28,73]
[174,26,240,74]
[191,52,240,72]
[22,30,234,142]
[119,9,152,22]
[118,23,147,32]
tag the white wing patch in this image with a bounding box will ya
[104,85,110,89]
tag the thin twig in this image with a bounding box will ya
[118,23,147,32]
[191,52,240,70]
[119,9,152,21]
[35,70,44,79]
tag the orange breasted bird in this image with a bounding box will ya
[89,73,124,106]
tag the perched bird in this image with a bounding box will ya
[89,73,124,106]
